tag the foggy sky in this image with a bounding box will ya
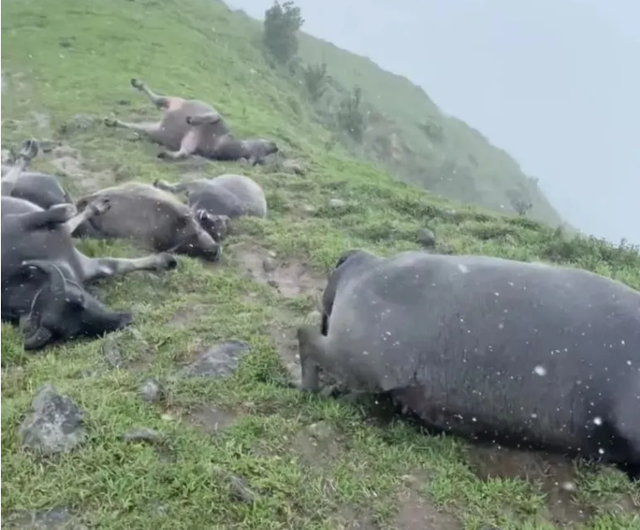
[227,0,640,245]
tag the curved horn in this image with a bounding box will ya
[22,260,67,294]
[23,325,54,351]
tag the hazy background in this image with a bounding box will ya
[227,0,640,245]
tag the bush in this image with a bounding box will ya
[262,1,304,65]
[337,86,365,142]
[303,62,330,102]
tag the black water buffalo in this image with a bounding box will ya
[1,196,177,350]
[298,249,640,480]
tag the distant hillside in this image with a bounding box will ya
[229,2,564,227]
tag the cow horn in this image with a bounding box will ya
[23,325,53,350]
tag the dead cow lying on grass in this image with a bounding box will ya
[299,249,640,481]
[75,182,222,262]
[104,78,278,164]
[1,194,177,350]
[154,173,267,241]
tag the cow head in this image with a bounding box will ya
[21,260,132,350]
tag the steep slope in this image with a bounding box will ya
[1,0,639,529]
[294,25,565,226]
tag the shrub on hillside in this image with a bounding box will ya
[262,1,304,65]
[303,62,331,102]
[337,86,366,142]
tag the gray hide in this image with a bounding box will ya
[298,250,640,480]
[74,182,221,262]
[1,196,177,350]
[2,163,73,210]
[154,174,267,242]
[104,78,231,161]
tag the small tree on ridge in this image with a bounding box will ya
[303,62,330,102]
[263,1,304,65]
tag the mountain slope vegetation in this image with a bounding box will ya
[1,0,639,529]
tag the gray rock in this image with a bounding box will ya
[181,340,251,379]
[328,198,346,208]
[3,507,87,529]
[19,384,86,455]
[139,378,165,404]
[122,427,162,445]
[308,420,335,441]
[417,227,436,248]
[262,257,277,273]
[228,474,259,503]
[281,159,305,175]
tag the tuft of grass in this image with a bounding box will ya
[2,0,639,528]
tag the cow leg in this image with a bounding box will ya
[79,251,178,283]
[10,203,78,231]
[1,139,39,196]
[130,78,172,109]
[103,118,162,138]
[64,197,111,235]
[153,179,188,194]
[296,324,336,393]
[157,130,198,161]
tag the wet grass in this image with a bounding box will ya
[2,0,640,528]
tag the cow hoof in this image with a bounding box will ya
[157,152,170,160]
[156,252,178,270]
[104,117,118,128]
[185,115,193,125]
[130,78,144,89]
[19,139,39,161]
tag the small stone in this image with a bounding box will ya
[262,257,277,273]
[228,474,259,503]
[301,204,316,214]
[122,427,162,445]
[306,310,322,324]
[19,384,86,455]
[328,198,346,208]
[418,228,436,248]
[268,250,277,258]
[308,420,335,441]
[139,378,165,404]
[281,159,305,175]
[181,340,251,379]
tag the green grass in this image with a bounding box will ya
[2,0,640,528]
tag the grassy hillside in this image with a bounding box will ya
[1,0,639,529]
[279,15,563,227]
[226,4,565,227]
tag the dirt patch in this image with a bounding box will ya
[333,506,379,530]
[166,305,207,328]
[231,242,326,298]
[394,475,462,530]
[466,444,592,526]
[48,144,112,193]
[183,405,238,435]
[292,420,344,468]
